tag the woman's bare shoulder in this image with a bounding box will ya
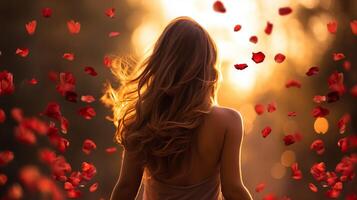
[210,105,243,124]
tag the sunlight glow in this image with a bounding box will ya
[130,0,333,99]
[131,0,274,93]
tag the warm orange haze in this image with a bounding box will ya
[0,0,356,200]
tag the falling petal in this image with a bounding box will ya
[213,1,226,13]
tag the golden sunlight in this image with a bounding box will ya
[129,0,333,100]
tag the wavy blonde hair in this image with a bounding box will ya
[102,16,220,178]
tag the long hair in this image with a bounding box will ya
[102,16,220,178]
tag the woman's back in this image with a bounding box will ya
[149,105,226,186]
[136,167,223,200]
[133,106,251,200]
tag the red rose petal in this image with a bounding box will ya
[325,190,341,199]
[285,79,301,88]
[306,66,319,76]
[105,147,117,154]
[57,138,70,153]
[287,111,297,117]
[310,162,326,182]
[27,78,38,85]
[81,95,96,103]
[350,85,357,97]
[15,48,29,57]
[82,139,97,155]
[283,134,296,146]
[274,53,285,63]
[291,162,303,180]
[11,108,23,122]
[42,7,52,18]
[264,21,273,35]
[326,182,342,198]
[78,106,96,120]
[332,53,345,61]
[254,104,265,115]
[81,162,97,181]
[67,189,81,198]
[0,108,5,123]
[255,182,266,193]
[347,135,357,148]
[313,95,326,103]
[261,126,272,138]
[326,91,339,103]
[60,116,69,134]
[64,182,74,190]
[342,60,351,71]
[294,132,304,142]
[310,139,325,155]
[252,51,265,64]
[18,165,42,190]
[25,20,37,35]
[279,7,292,16]
[267,102,277,113]
[67,20,81,34]
[109,32,120,38]
[0,70,15,95]
[249,35,258,44]
[103,56,113,68]
[234,24,241,32]
[105,8,115,18]
[89,182,98,192]
[350,20,357,35]
[345,193,357,200]
[48,71,58,82]
[84,66,98,76]
[311,106,329,118]
[327,21,338,34]
[337,138,349,153]
[50,155,71,179]
[42,102,62,121]
[213,1,226,13]
[327,71,345,95]
[38,148,56,164]
[7,183,23,199]
[327,174,339,188]
[263,193,277,200]
[337,113,351,134]
[56,72,76,96]
[0,151,14,166]
[63,53,75,61]
[309,183,318,192]
[335,154,356,182]
[234,63,248,70]
[13,133,34,147]
[0,174,7,185]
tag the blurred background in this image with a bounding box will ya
[0,0,356,199]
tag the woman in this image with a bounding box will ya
[107,16,252,200]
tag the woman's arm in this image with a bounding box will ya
[220,109,252,200]
[110,149,143,200]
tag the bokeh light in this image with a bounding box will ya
[281,150,296,167]
[314,117,329,134]
[271,162,286,179]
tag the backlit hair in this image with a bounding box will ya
[102,16,220,178]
